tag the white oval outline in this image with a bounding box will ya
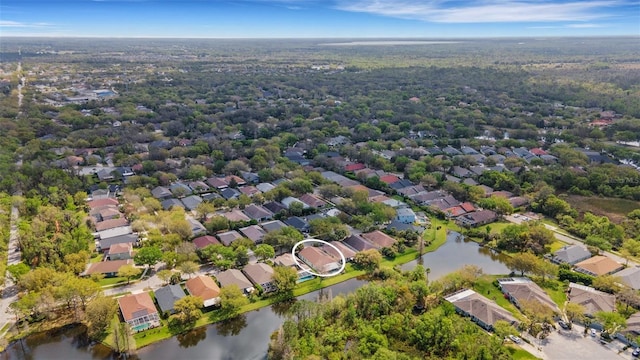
[291,239,346,278]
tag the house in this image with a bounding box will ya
[95,226,133,241]
[192,235,222,250]
[151,186,173,200]
[274,253,298,268]
[568,283,616,316]
[188,217,207,236]
[188,181,211,193]
[97,233,138,253]
[243,263,276,293]
[382,199,407,209]
[95,206,121,222]
[379,174,401,185]
[240,171,260,184]
[574,256,623,277]
[216,269,254,293]
[625,313,640,336]
[457,210,498,228]
[243,204,274,222]
[256,182,276,193]
[323,241,356,262]
[615,266,640,290]
[107,243,132,260]
[444,206,466,218]
[550,245,592,265]
[263,201,287,215]
[221,210,251,223]
[395,207,416,224]
[239,225,267,244]
[118,292,160,331]
[344,234,377,252]
[460,202,475,213]
[344,163,366,172]
[88,197,119,209]
[181,195,203,211]
[445,289,518,331]
[217,230,243,246]
[238,186,260,197]
[281,196,309,209]
[389,179,414,190]
[297,246,341,274]
[452,166,473,178]
[161,198,184,211]
[220,188,241,200]
[386,220,425,233]
[225,175,247,187]
[298,193,327,209]
[284,217,310,233]
[154,284,186,315]
[95,218,129,232]
[261,220,287,233]
[498,277,560,313]
[508,196,529,208]
[185,275,221,307]
[206,177,229,190]
[361,230,396,248]
[82,259,133,277]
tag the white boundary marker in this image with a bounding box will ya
[291,239,346,278]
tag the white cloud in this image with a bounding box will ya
[566,23,606,28]
[0,20,55,28]
[336,0,623,23]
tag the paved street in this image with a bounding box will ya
[1,203,22,336]
[505,214,637,267]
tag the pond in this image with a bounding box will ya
[3,231,511,359]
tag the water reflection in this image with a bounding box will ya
[176,326,207,348]
[215,314,248,337]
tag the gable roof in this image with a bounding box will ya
[217,269,254,291]
[217,230,243,246]
[498,277,560,313]
[108,243,131,255]
[243,204,274,220]
[361,230,396,248]
[239,225,266,243]
[151,186,172,199]
[568,283,616,315]
[95,218,129,232]
[552,245,591,265]
[82,259,132,275]
[263,201,287,214]
[181,195,203,211]
[154,284,186,314]
[274,253,297,267]
[185,275,221,301]
[161,198,184,210]
[284,216,310,231]
[298,246,339,273]
[118,292,158,321]
[575,256,623,276]
[87,197,119,209]
[242,263,274,285]
[298,193,327,208]
[98,233,138,251]
[615,266,640,290]
[344,234,377,251]
[221,209,251,222]
[323,241,357,260]
[261,220,287,233]
[192,235,221,249]
[445,289,518,328]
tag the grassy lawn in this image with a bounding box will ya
[566,195,640,223]
[99,277,129,287]
[532,277,567,308]
[473,275,526,322]
[507,345,541,360]
[485,221,512,235]
[548,241,568,253]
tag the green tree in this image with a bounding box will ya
[354,249,382,272]
[254,244,275,262]
[173,295,204,325]
[85,296,118,338]
[178,261,199,279]
[134,246,163,269]
[220,284,249,316]
[564,302,585,328]
[157,269,174,285]
[273,266,298,297]
[507,252,540,276]
[595,311,627,335]
[117,264,141,284]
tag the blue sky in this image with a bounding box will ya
[1,0,638,38]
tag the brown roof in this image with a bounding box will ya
[445,289,518,328]
[361,230,396,248]
[95,218,129,232]
[118,292,157,321]
[298,193,326,208]
[87,198,119,209]
[298,246,337,271]
[242,263,274,285]
[216,269,253,290]
[568,283,616,315]
[185,275,220,301]
[575,256,623,276]
[83,259,132,275]
[239,225,266,243]
[221,210,251,222]
[192,235,221,249]
[499,278,560,313]
[108,243,131,255]
[274,253,297,267]
[324,241,357,260]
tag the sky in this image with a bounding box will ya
[0,0,639,38]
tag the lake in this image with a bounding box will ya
[3,231,510,360]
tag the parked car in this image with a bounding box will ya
[590,329,597,337]
[632,347,640,357]
[558,320,569,330]
[509,335,522,344]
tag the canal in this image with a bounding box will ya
[2,231,511,360]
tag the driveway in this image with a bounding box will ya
[520,324,628,360]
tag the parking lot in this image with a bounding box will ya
[521,325,632,360]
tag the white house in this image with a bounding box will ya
[396,207,416,224]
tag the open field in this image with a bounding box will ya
[566,195,640,223]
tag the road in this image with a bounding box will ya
[1,202,22,336]
[505,214,637,267]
